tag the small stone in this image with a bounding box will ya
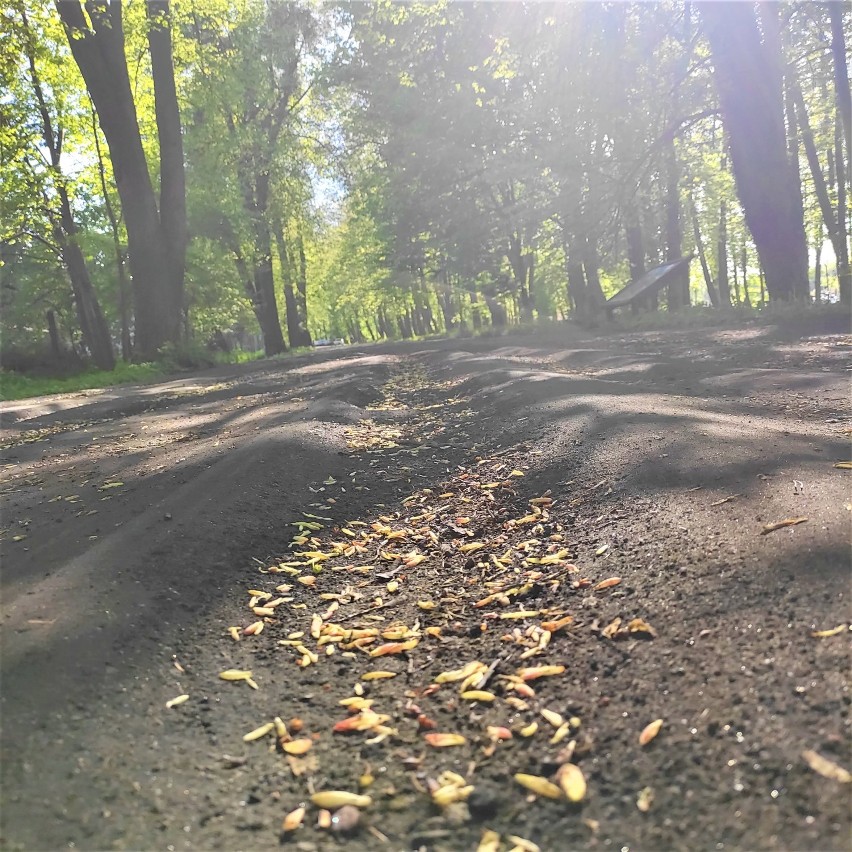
[330,805,360,833]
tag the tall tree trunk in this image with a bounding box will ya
[741,244,751,307]
[295,230,313,346]
[782,77,810,301]
[828,2,851,162]
[55,0,185,359]
[275,229,311,349]
[55,185,116,369]
[470,291,482,329]
[791,79,851,304]
[700,1,809,301]
[814,231,823,303]
[46,310,62,359]
[664,136,688,309]
[625,197,651,313]
[689,193,719,306]
[90,103,131,361]
[146,0,187,337]
[582,237,606,310]
[563,238,588,319]
[252,175,287,355]
[834,111,850,304]
[717,194,731,308]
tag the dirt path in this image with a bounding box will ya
[1,322,850,851]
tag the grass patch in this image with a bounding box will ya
[1,361,166,401]
[0,346,269,402]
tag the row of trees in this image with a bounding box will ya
[1,2,849,367]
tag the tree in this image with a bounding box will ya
[55,0,187,359]
[8,3,114,369]
[700,1,809,301]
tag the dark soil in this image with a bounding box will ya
[1,320,850,852]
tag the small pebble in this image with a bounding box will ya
[331,805,360,833]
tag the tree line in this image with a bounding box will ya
[1,1,848,369]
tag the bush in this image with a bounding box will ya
[156,341,219,372]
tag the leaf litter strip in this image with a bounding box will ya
[168,358,850,849]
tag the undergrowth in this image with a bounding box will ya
[0,345,267,402]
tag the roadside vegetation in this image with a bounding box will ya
[1,1,848,385]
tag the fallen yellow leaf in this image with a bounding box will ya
[165,694,189,709]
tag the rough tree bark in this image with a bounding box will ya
[700,1,809,301]
[55,0,186,359]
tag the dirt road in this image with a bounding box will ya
[2,321,850,851]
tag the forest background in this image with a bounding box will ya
[1,0,849,381]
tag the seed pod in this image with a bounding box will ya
[282,738,313,755]
[460,690,496,702]
[639,718,663,746]
[243,722,274,742]
[514,773,562,799]
[424,732,467,747]
[219,669,252,681]
[165,694,189,708]
[282,806,305,832]
[273,716,290,746]
[556,763,586,802]
[310,791,372,809]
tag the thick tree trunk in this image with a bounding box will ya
[563,238,588,319]
[55,0,184,359]
[146,0,187,338]
[251,176,287,356]
[701,2,809,301]
[582,237,606,310]
[56,186,116,370]
[275,230,311,349]
[828,2,851,162]
[46,310,62,359]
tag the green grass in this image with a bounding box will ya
[0,362,167,401]
[0,346,271,402]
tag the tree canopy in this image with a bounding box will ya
[1,1,848,367]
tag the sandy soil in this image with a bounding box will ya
[1,319,850,852]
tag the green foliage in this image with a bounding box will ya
[0,362,165,401]
[1,0,845,382]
